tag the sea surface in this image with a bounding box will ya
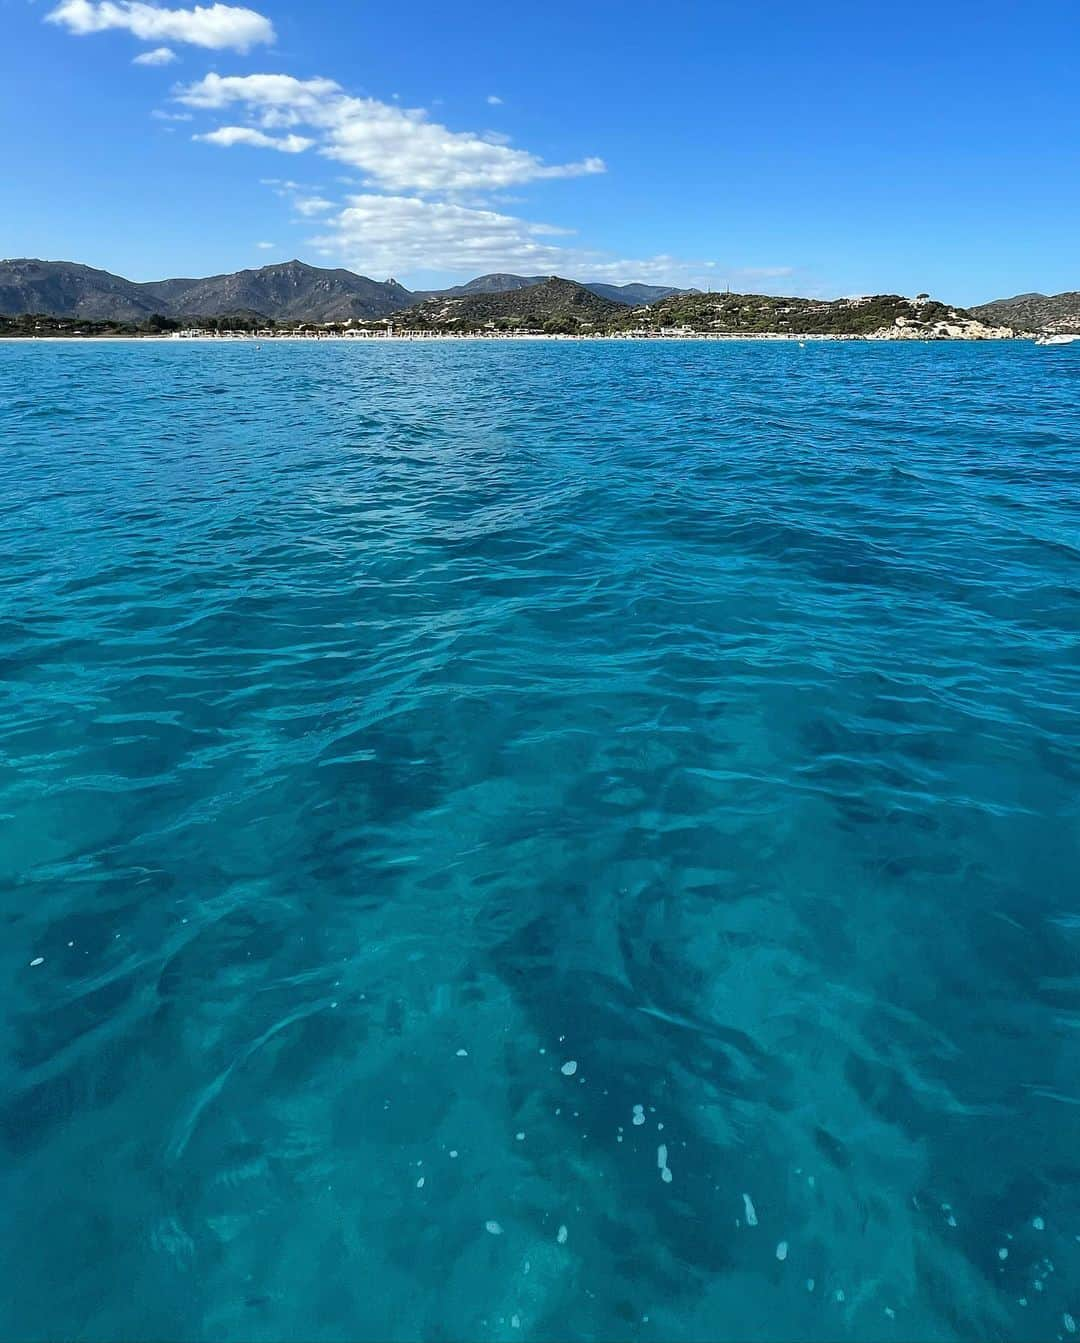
[1,339,1078,1342]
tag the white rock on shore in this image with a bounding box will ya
[867,315,1014,341]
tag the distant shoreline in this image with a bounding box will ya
[0,332,1030,345]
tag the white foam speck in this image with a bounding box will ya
[29,958,44,967]
[632,1105,646,1127]
[416,1177,425,1189]
[835,1289,846,1304]
[561,1061,577,1076]
[511,1315,521,1330]
[456,1049,468,1057]
[884,1307,896,1320]
[557,1225,568,1245]
[523,1261,530,1275]
[998,1248,1008,1261]
[449,1150,458,1159]
[946,1215,957,1228]
[1064,1314,1076,1334]
[742,1194,758,1227]
[485,1221,503,1236]
[806,1279,815,1293]
[1033,1216,1046,1231]
[657,1145,672,1182]
[776,1241,788,1261]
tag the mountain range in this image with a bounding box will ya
[405,277,629,331]
[970,291,1080,335]
[0,258,687,324]
[409,273,688,306]
[3,257,1067,337]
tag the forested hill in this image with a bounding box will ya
[970,291,1080,335]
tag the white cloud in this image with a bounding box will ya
[196,126,312,153]
[176,73,605,193]
[133,45,176,64]
[308,193,748,290]
[311,195,572,275]
[486,94,503,106]
[180,73,372,111]
[46,1,274,52]
[151,107,192,119]
[255,241,275,249]
[293,196,334,216]
[150,58,789,293]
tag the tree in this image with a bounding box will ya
[144,313,179,333]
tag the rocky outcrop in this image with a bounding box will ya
[866,313,1014,340]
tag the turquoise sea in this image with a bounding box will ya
[1,339,1078,1341]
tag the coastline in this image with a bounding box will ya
[0,331,1028,344]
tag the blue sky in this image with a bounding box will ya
[2,0,1078,302]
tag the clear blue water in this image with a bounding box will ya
[1,339,1078,1341]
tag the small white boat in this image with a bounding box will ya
[1034,333,1079,346]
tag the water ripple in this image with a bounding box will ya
[1,339,1078,1341]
